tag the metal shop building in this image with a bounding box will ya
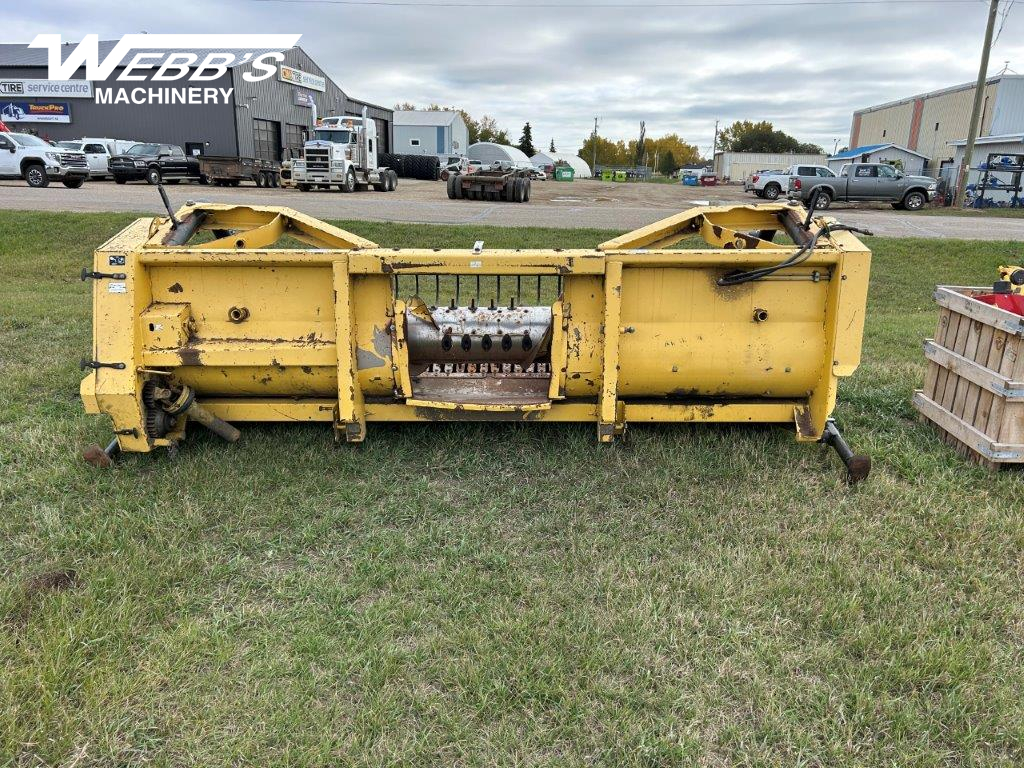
[0,42,392,161]
[827,143,929,176]
[712,151,828,182]
[393,110,469,157]
[849,74,1024,177]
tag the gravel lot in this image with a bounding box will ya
[2,177,1022,239]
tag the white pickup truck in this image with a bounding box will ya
[0,131,90,188]
[745,164,835,200]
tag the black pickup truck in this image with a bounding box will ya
[108,143,201,184]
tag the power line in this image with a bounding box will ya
[250,0,984,7]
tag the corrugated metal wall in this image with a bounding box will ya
[850,79,1004,176]
[990,77,1024,135]
[394,124,445,154]
[0,65,236,153]
[713,152,827,179]
[855,101,915,149]
[232,48,350,160]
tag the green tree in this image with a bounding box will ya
[717,120,823,154]
[658,150,677,176]
[549,138,556,152]
[474,115,509,145]
[518,122,536,157]
[579,134,629,166]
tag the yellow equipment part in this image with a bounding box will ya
[998,265,1024,293]
[80,200,871,456]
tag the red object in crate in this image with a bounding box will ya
[976,293,1024,317]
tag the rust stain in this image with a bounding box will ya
[179,347,202,366]
[794,407,814,438]
[168,282,184,294]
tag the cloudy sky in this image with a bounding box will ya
[9,0,1024,155]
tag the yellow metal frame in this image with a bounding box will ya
[80,201,871,452]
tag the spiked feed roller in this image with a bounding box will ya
[80,199,873,479]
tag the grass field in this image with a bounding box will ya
[2,210,1024,767]
[917,206,1024,218]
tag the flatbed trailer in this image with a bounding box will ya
[198,156,281,188]
[447,167,532,202]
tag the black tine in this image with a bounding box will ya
[435,274,440,306]
[415,274,420,296]
[456,275,461,306]
[536,275,542,304]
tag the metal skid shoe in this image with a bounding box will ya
[820,419,871,484]
[82,438,122,468]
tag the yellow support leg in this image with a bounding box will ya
[332,260,366,442]
[599,261,623,442]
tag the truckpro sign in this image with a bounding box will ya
[0,79,93,98]
[0,100,71,123]
[279,65,326,92]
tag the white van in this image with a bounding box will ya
[54,138,138,178]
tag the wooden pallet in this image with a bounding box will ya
[913,286,1024,469]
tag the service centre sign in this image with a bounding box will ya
[279,65,325,92]
[0,79,93,98]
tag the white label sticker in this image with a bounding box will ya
[107,282,127,294]
[470,260,482,269]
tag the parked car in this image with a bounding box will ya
[108,143,201,184]
[745,165,835,200]
[440,155,468,181]
[744,169,787,198]
[55,138,139,179]
[528,166,547,181]
[788,162,937,210]
[0,131,89,188]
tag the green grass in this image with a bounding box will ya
[3,210,1024,767]
[917,206,1024,218]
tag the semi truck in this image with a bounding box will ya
[291,110,398,193]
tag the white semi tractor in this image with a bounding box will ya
[291,109,397,193]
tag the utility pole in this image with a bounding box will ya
[954,0,1000,208]
[833,137,840,155]
[712,119,719,157]
[591,117,599,172]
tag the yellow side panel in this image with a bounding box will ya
[562,275,604,396]
[616,267,828,397]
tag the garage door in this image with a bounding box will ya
[253,119,281,162]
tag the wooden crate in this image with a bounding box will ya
[913,286,1024,468]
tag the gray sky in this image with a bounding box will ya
[9,0,1024,156]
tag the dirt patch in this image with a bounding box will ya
[6,569,81,628]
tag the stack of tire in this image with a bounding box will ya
[379,153,440,181]
[447,174,531,203]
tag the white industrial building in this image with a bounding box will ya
[467,142,532,168]
[393,110,469,158]
[530,151,593,178]
[827,143,929,176]
[849,74,1024,176]
[947,133,1024,202]
[712,151,828,182]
